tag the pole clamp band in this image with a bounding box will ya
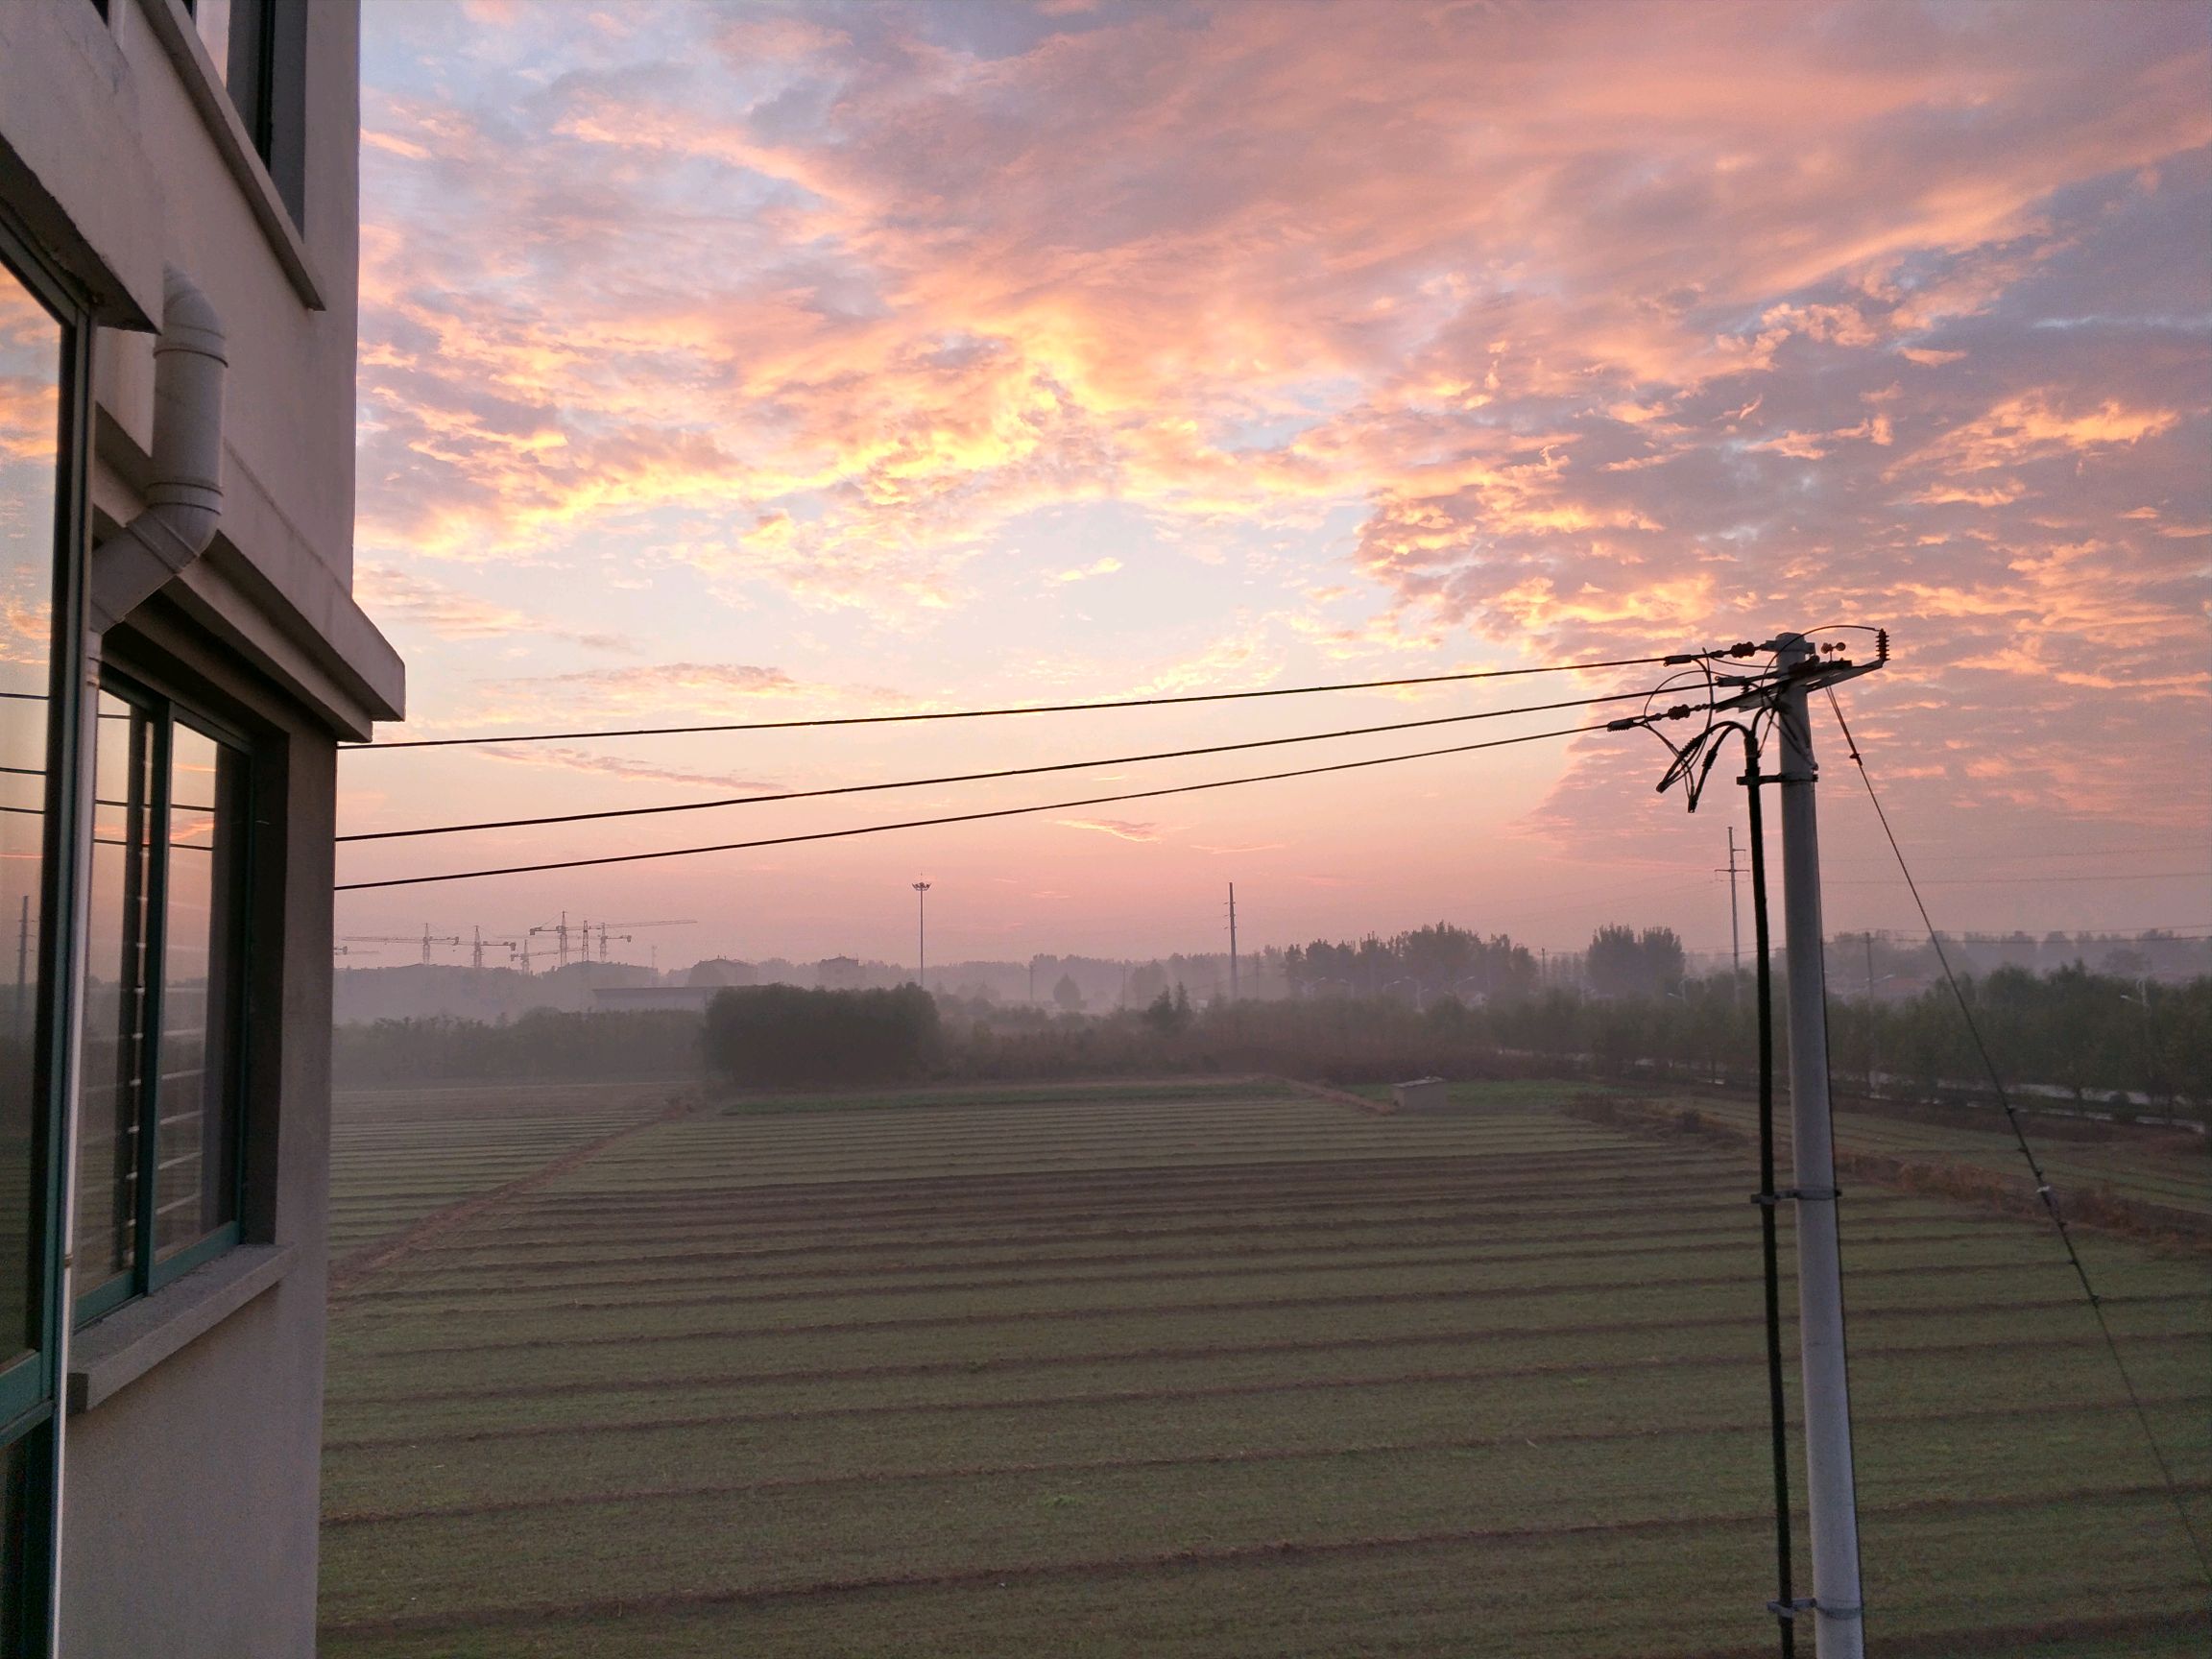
[1767,1598,1864,1621]
[1751,1186,1840,1204]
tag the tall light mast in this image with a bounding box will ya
[912,881,931,991]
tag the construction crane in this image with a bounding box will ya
[590,919,696,963]
[530,915,601,969]
[331,944,379,959]
[340,926,460,964]
[528,912,573,970]
[469,926,520,972]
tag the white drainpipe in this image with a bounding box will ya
[51,265,227,1657]
[87,266,228,634]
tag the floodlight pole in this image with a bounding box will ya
[1228,883,1239,1000]
[912,881,930,991]
[1720,827,1743,1007]
[1773,635,1865,1656]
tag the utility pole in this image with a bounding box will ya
[1773,633,1866,1656]
[1719,827,1743,1006]
[912,881,930,991]
[1227,883,1239,1001]
[1864,929,1878,1101]
[1623,625,1885,1650]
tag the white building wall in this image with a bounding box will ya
[1,3,401,1653]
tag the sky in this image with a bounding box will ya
[336,0,2211,974]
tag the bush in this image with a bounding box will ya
[332,1009,701,1087]
[705,983,942,1088]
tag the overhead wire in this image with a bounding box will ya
[1740,719,1797,1658]
[1825,871,2208,886]
[340,684,1687,843]
[335,703,1714,891]
[340,648,1744,751]
[1822,685,2212,1585]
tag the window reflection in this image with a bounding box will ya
[154,727,242,1259]
[0,263,58,1367]
[76,696,151,1296]
[74,690,248,1317]
[189,0,238,88]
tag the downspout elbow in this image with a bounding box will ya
[87,266,228,637]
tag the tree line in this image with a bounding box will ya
[334,935,2210,1116]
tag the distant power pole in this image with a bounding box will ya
[1227,883,1239,1000]
[1718,827,1743,1006]
[912,881,931,990]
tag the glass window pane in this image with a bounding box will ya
[0,1434,25,1647]
[74,695,152,1298]
[153,726,242,1260]
[0,263,59,1362]
[191,0,236,87]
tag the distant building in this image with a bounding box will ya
[2,5,401,1653]
[686,957,757,988]
[816,955,865,991]
[592,984,720,1014]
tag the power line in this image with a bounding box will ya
[340,685,1682,843]
[1823,685,2211,1585]
[340,650,1732,751]
[336,707,1708,892]
[1827,871,2207,887]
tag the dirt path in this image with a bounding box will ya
[328,1091,700,1295]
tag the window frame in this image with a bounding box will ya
[180,0,309,228]
[71,676,253,1330]
[0,207,95,1659]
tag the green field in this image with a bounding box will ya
[319,1077,2211,1656]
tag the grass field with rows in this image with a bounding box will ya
[318,1077,2211,1657]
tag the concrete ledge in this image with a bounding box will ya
[67,1242,298,1413]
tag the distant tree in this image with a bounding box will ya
[1128,960,1168,1008]
[1052,973,1085,1013]
[703,983,940,1087]
[1142,986,1192,1035]
[1586,925,1685,998]
[1640,926,1686,993]
[1586,926,1645,998]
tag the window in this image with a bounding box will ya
[184,0,307,225]
[0,223,90,1659]
[73,684,251,1325]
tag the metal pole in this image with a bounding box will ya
[912,881,930,990]
[1726,828,1743,1007]
[1228,883,1238,1001]
[1773,635,1865,1656]
[1863,931,1877,1100]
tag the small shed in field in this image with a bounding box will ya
[1392,1076,1450,1113]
